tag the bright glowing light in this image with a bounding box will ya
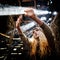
[21,47,23,50]
[49,18,52,21]
[53,11,57,15]
[41,17,47,21]
[18,53,22,55]
[48,11,51,14]
[34,9,49,15]
[50,1,52,4]
[13,48,17,51]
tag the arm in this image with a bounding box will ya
[33,16,55,50]
[16,15,29,44]
[24,8,56,52]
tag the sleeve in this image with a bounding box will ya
[40,22,56,52]
[19,32,29,44]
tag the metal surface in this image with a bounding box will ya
[0,6,49,16]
